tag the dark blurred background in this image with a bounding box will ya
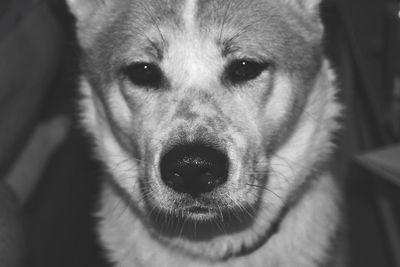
[0,0,399,266]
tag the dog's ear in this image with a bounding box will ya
[65,0,105,21]
[65,0,109,46]
[285,0,322,15]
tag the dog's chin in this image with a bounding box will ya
[148,204,255,236]
[144,195,268,260]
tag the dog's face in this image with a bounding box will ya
[68,0,338,260]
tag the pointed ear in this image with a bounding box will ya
[65,0,108,47]
[285,0,322,15]
[65,0,104,21]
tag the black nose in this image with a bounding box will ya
[160,144,229,197]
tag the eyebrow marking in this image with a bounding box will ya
[145,39,164,60]
[221,38,242,57]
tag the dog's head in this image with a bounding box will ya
[67,0,340,260]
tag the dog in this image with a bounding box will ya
[66,0,344,266]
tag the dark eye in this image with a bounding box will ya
[225,59,268,84]
[123,62,162,88]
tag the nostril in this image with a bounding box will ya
[160,144,229,197]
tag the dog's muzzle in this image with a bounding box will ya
[160,143,229,197]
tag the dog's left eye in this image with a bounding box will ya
[225,60,268,84]
[123,62,162,88]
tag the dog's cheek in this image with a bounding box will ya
[227,97,266,164]
[105,88,172,205]
[104,85,142,154]
[257,73,298,147]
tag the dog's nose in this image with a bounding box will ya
[160,144,229,197]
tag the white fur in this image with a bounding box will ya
[162,1,222,91]
[182,0,198,31]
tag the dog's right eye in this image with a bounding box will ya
[123,62,162,88]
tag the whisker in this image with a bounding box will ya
[226,195,244,223]
[214,215,226,234]
[179,217,188,239]
[217,204,225,223]
[244,183,284,204]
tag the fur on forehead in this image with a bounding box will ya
[66,0,324,49]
